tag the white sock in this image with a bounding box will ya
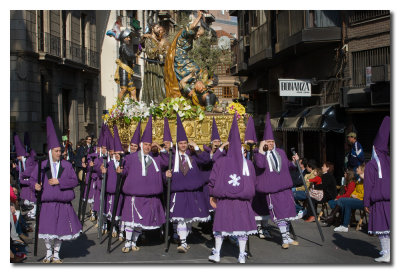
[285,222,293,242]
[133,227,142,245]
[382,236,390,255]
[214,235,223,254]
[125,227,133,245]
[177,221,187,247]
[238,236,247,254]
[277,221,289,244]
[53,239,62,259]
[44,238,53,258]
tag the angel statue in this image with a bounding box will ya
[164,10,223,112]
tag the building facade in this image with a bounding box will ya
[229,10,390,181]
[11,10,101,153]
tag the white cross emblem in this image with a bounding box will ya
[228,174,241,187]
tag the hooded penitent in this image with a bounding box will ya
[372,116,390,179]
[209,113,253,200]
[113,125,124,153]
[14,134,26,158]
[139,115,159,176]
[245,115,257,143]
[174,114,192,173]
[263,112,274,141]
[211,118,220,142]
[105,126,115,152]
[163,117,173,146]
[129,121,142,153]
[46,116,61,178]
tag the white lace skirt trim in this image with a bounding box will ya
[213,230,258,237]
[368,230,390,235]
[255,215,269,221]
[123,221,161,230]
[38,230,81,241]
[170,216,211,223]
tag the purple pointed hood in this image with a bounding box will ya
[262,112,274,141]
[374,116,390,154]
[46,116,61,151]
[97,124,105,147]
[14,134,26,157]
[163,117,173,142]
[113,125,123,152]
[211,118,220,142]
[176,114,188,142]
[245,115,257,143]
[131,121,141,145]
[100,124,108,148]
[227,113,242,160]
[141,115,153,143]
[105,126,115,151]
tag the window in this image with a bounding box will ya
[212,86,238,98]
[352,47,390,87]
[41,74,51,121]
[38,10,44,51]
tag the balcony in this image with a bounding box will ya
[38,32,61,59]
[275,11,341,55]
[248,22,272,66]
[230,38,248,76]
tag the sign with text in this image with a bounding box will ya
[279,79,312,97]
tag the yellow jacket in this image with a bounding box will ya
[296,172,316,191]
[351,179,364,200]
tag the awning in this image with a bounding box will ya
[300,104,345,133]
[280,109,306,131]
[270,111,288,130]
[272,104,345,133]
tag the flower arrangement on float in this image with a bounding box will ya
[102,96,206,124]
[226,102,248,119]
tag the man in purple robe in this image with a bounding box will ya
[30,117,82,263]
[245,115,272,240]
[128,121,141,154]
[207,114,257,263]
[83,125,106,222]
[165,114,210,253]
[254,112,299,249]
[14,134,37,219]
[364,116,390,263]
[94,125,115,232]
[100,125,125,237]
[120,115,166,253]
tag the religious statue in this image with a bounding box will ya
[114,28,137,101]
[164,10,223,113]
[140,22,169,105]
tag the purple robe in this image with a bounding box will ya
[164,151,210,222]
[29,159,82,240]
[19,150,37,202]
[120,151,165,229]
[364,159,390,234]
[208,157,257,235]
[104,160,124,219]
[254,148,297,222]
[92,156,108,213]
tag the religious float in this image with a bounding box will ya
[103,11,249,146]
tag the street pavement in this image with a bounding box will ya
[21,187,384,264]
